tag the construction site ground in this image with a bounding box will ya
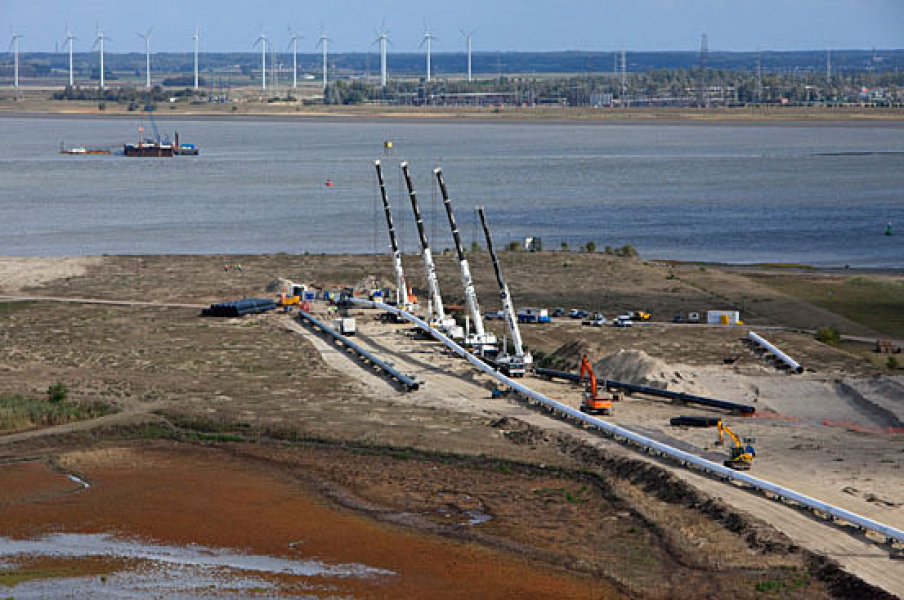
[1,253,903,598]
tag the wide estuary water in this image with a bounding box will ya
[1,115,902,267]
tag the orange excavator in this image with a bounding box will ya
[579,354,618,416]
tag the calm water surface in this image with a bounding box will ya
[1,115,902,267]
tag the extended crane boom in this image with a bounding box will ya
[477,206,531,375]
[400,162,460,337]
[374,160,413,310]
[434,168,496,353]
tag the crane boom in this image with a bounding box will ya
[400,162,451,329]
[434,168,495,350]
[477,206,529,366]
[374,160,411,309]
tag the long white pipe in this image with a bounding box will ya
[354,298,904,546]
[749,331,803,373]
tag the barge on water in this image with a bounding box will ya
[60,143,111,155]
[123,123,198,157]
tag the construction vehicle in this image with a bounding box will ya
[400,162,463,339]
[477,206,532,377]
[374,160,417,311]
[434,167,496,354]
[578,354,617,415]
[630,310,651,322]
[715,421,756,470]
[277,293,300,307]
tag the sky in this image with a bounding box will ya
[2,0,903,54]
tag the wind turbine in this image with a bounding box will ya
[253,32,268,91]
[316,32,330,90]
[92,26,109,90]
[287,27,302,89]
[137,28,152,88]
[372,25,390,88]
[421,27,436,83]
[9,33,22,91]
[192,28,199,90]
[460,29,476,82]
[63,26,77,86]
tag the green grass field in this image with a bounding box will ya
[757,275,904,339]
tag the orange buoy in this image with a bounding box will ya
[325,179,334,187]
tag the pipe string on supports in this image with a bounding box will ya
[534,367,755,414]
[748,331,804,373]
[352,298,904,547]
[297,310,419,391]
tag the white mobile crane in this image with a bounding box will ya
[374,160,415,311]
[400,162,463,339]
[477,206,532,376]
[434,168,497,354]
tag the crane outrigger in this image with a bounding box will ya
[477,206,532,376]
[400,162,463,339]
[434,167,497,354]
[374,160,415,311]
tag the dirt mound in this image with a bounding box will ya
[353,275,394,294]
[543,340,602,371]
[264,278,295,294]
[594,349,704,395]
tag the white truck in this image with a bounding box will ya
[332,317,357,336]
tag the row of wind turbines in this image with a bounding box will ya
[6,25,480,93]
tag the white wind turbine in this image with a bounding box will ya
[421,27,436,82]
[316,32,330,90]
[253,32,268,91]
[93,26,110,90]
[287,27,302,89]
[192,28,199,90]
[372,25,390,88]
[137,28,152,88]
[460,29,476,82]
[10,33,22,91]
[63,26,77,86]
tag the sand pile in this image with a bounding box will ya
[593,349,705,395]
[264,278,295,294]
[544,340,604,371]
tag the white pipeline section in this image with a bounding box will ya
[748,331,804,374]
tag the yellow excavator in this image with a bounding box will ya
[714,421,756,470]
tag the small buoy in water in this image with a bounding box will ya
[325,179,333,187]
[885,222,894,236]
